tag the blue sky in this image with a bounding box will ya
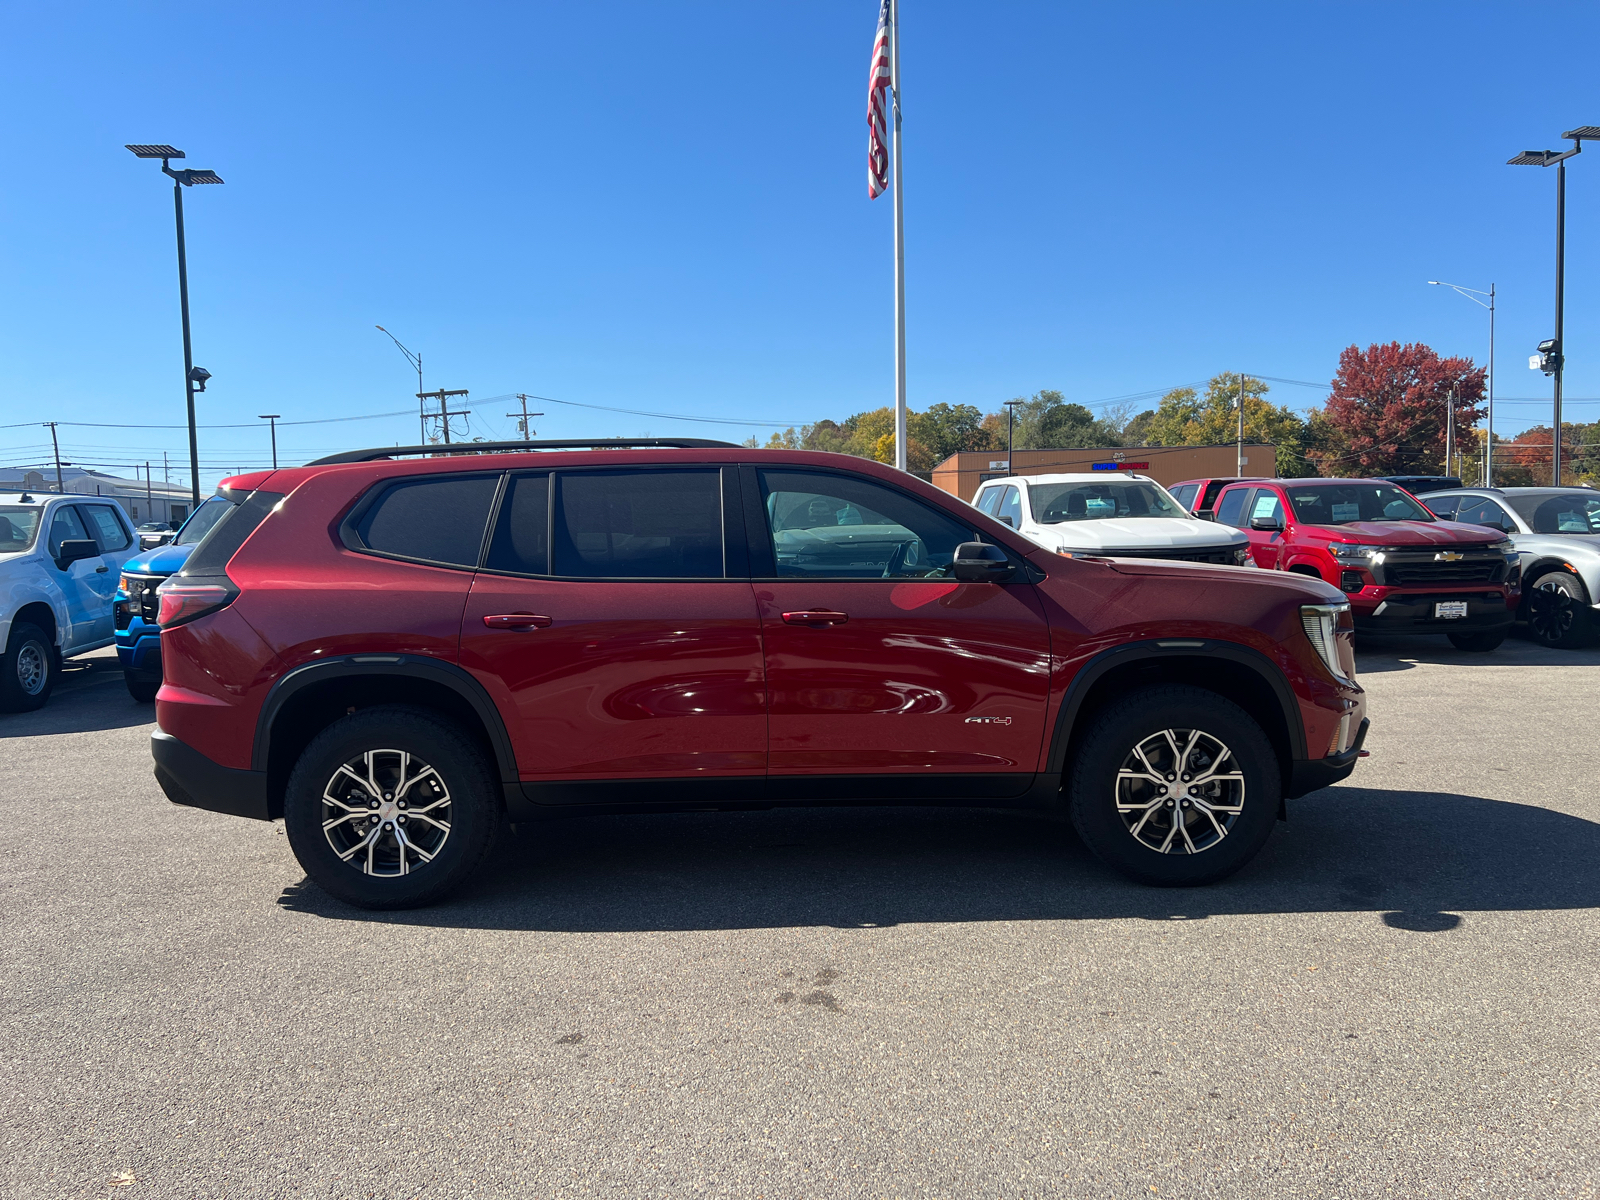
[2,1,1598,486]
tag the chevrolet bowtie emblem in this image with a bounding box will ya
[965,716,1012,725]
[1436,551,1465,562]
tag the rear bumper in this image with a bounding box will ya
[151,729,271,821]
[1286,718,1369,797]
[1353,592,1514,634]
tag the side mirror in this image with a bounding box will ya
[996,515,1015,528]
[1249,516,1283,532]
[55,538,100,570]
[953,541,1016,584]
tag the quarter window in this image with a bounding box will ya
[1455,497,1515,533]
[756,469,976,579]
[553,469,724,579]
[82,504,132,551]
[353,475,500,568]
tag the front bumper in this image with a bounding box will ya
[115,619,163,680]
[1353,591,1515,634]
[1286,717,1369,797]
[151,729,271,822]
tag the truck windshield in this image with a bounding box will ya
[0,505,42,553]
[1287,484,1434,525]
[1028,480,1185,523]
[173,496,232,546]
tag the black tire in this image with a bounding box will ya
[1068,685,1280,887]
[125,673,160,703]
[1525,571,1594,649]
[283,706,502,909]
[1447,630,1506,652]
[0,621,56,713]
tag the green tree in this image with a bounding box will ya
[908,402,996,465]
[985,389,1121,450]
[1144,374,1311,472]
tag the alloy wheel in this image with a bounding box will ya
[1528,579,1578,645]
[321,749,452,877]
[1114,727,1244,854]
[15,641,46,696]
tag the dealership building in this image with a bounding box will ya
[930,443,1278,503]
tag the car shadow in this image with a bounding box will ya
[1355,632,1600,673]
[0,654,154,738]
[276,785,1600,933]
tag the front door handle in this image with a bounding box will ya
[95,565,109,573]
[483,612,553,630]
[782,610,848,626]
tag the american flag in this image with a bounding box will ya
[867,0,892,199]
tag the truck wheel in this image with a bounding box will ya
[1526,571,1594,649]
[1447,630,1505,652]
[283,706,502,909]
[0,622,56,713]
[124,673,160,703]
[1068,685,1280,887]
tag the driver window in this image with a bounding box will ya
[974,487,1001,516]
[1456,498,1512,532]
[1249,492,1282,523]
[47,506,91,558]
[997,486,1023,529]
[756,469,976,579]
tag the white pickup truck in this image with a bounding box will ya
[0,490,140,711]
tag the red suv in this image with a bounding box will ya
[149,440,1368,907]
[1212,478,1520,650]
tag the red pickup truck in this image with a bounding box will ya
[1213,478,1520,650]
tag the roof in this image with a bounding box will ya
[974,472,1157,485]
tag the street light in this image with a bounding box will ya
[1507,130,1600,484]
[258,414,281,469]
[1003,399,1024,475]
[126,144,224,509]
[1428,281,1495,485]
[375,326,425,444]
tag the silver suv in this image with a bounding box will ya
[1423,486,1600,648]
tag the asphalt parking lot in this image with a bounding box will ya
[5,634,1600,1200]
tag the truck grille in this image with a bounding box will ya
[1103,546,1241,565]
[1381,560,1503,586]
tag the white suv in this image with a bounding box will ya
[0,491,139,711]
[971,473,1252,565]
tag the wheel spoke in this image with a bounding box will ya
[406,813,450,834]
[395,824,436,865]
[321,746,452,878]
[1129,805,1164,839]
[1115,725,1246,856]
[334,764,379,799]
[322,812,366,832]
[337,825,381,863]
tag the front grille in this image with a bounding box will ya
[1102,546,1241,565]
[123,575,165,622]
[1381,560,1502,586]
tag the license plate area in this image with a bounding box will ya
[1434,600,1469,619]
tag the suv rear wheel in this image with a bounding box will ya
[1068,685,1280,886]
[0,622,56,713]
[1525,571,1593,649]
[284,706,502,909]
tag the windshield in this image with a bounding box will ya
[174,496,231,546]
[1286,484,1434,525]
[1028,480,1185,523]
[1505,492,1600,534]
[0,505,42,553]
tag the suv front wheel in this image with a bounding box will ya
[284,706,503,909]
[1069,685,1280,886]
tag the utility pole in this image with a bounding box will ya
[1444,388,1454,476]
[163,451,170,487]
[145,461,153,513]
[506,394,543,441]
[1236,373,1246,477]
[417,389,470,445]
[45,422,66,493]
[258,414,281,469]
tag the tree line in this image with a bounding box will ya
[747,340,1595,484]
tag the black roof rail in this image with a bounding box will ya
[306,438,740,466]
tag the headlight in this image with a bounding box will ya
[1233,545,1252,566]
[118,574,134,593]
[1300,603,1354,682]
[1487,538,1516,555]
[1056,547,1092,558]
[1329,543,1387,564]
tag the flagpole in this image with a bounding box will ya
[890,0,907,472]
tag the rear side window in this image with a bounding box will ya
[354,475,500,569]
[182,490,287,577]
[485,473,552,575]
[553,469,723,578]
[1200,481,1227,511]
[1214,488,1250,528]
[82,504,132,551]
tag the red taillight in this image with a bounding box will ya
[156,581,235,628]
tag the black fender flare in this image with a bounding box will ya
[1521,557,1590,602]
[1043,639,1307,778]
[251,655,520,781]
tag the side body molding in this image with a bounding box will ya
[251,655,521,781]
[1043,639,1308,777]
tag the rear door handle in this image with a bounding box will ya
[483,612,553,630]
[781,610,849,626]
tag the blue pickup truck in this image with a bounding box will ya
[114,496,230,702]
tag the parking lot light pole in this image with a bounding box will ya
[376,327,425,444]
[259,414,281,469]
[126,145,224,508]
[1004,399,1024,475]
[1428,281,1495,484]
